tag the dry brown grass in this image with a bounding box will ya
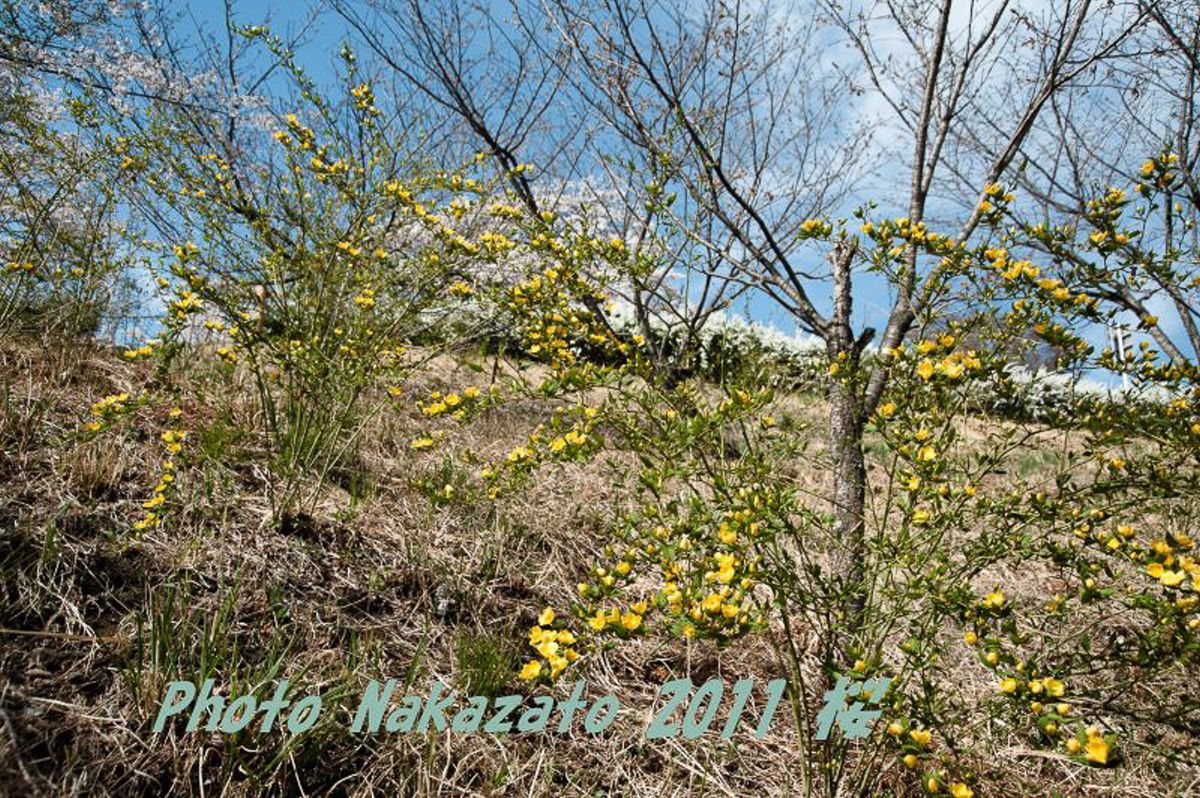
[1,339,1197,797]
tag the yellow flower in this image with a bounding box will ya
[909,728,932,746]
[621,612,643,631]
[886,721,904,736]
[1084,727,1109,764]
[964,630,978,645]
[949,783,973,798]
[519,660,542,681]
[982,589,1005,609]
[916,359,935,380]
[1160,570,1186,587]
[939,359,964,379]
[998,677,1019,694]
[538,607,555,626]
[1042,677,1065,697]
[911,508,931,526]
[902,754,918,769]
[410,437,434,450]
[877,402,896,418]
[799,218,830,237]
[507,446,533,463]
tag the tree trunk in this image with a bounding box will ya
[828,368,867,662]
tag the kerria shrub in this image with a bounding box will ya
[403,162,1198,797]
[79,35,504,527]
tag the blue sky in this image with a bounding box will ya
[159,0,1184,380]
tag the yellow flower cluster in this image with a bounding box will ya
[1065,726,1113,765]
[798,218,833,239]
[1083,187,1135,255]
[170,290,202,320]
[420,386,485,420]
[990,248,1096,314]
[964,578,1129,765]
[481,407,600,497]
[83,392,131,433]
[489,202,524,220]
[134,417,186,532]
[1144,533,1200,595]
[886,721,973,794]
[574,482,771,645]
[548,427,587,454]
[519,607,580,681]
[479,231,517,255]
[1135,151,1178,195]
[349,82,378,115]
[977,181,1015,215]
[1070,518,1199,628]
[888,334,983,386]
[585,601,648,634]
[122,342,157,360]
[503,265,613,369]
[353,288,376,308]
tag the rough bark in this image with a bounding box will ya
[827,366,867,654]
[825,240,868,664]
